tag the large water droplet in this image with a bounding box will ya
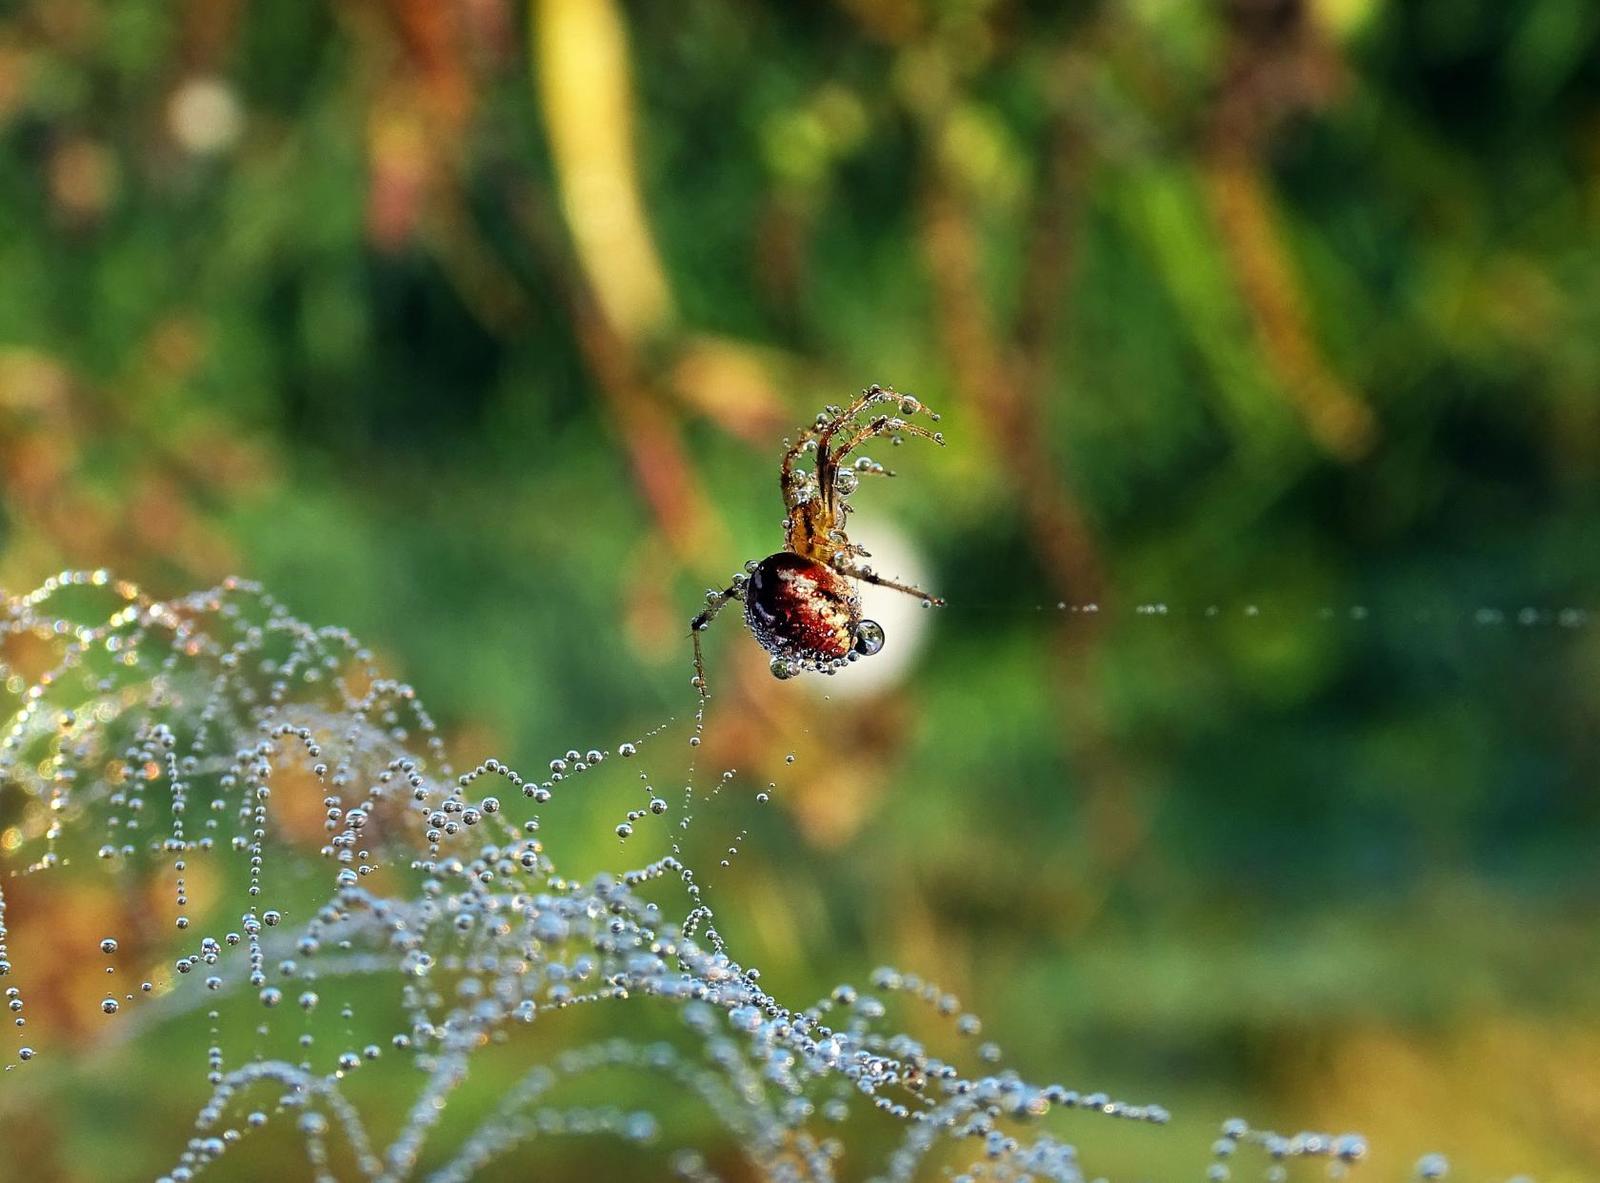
[853,619,886,657]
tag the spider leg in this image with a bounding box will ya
[814,384,900,458]
[832,414,943,466]
[788,386,936,557]
[779,426,824,510]
[821,414,942,517]
[834,559,945,606]
[690,581,745,706]
[788,389,889,514]
[799,385,899,492]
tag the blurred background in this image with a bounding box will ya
[2,0,1600,1179]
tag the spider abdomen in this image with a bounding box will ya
[744,552,859,668]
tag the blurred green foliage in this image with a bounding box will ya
[2,0,1600,1178]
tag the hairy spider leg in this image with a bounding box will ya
[783,386,909,553]
[833,414,942,463]
[834,560,946,606]
[826,382,901,430]
[690,582,744,707]
[812,394,891,518]
[779,426,820,509]
[813,386,899,463]
[821,414,943,518]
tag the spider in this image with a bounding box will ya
[690,383,945,703]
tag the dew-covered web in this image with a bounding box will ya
[0,573,1537,1182]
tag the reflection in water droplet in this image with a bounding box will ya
[853,619,886,657]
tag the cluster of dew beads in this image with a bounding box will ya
[1049,600,1594,628]
[0,574,1533,1182]
[0,573,1149,1181]
[1204,1121,1528,1183]
[1208,1118,1371,1181]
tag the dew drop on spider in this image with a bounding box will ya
[853,620,886,657]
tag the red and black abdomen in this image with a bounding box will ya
[744,552,859,665]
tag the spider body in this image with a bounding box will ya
[743,552,860,669]
[691,384,943,698]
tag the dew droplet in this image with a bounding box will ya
[1416,1153,1449,1180]
[853,619,886,657]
